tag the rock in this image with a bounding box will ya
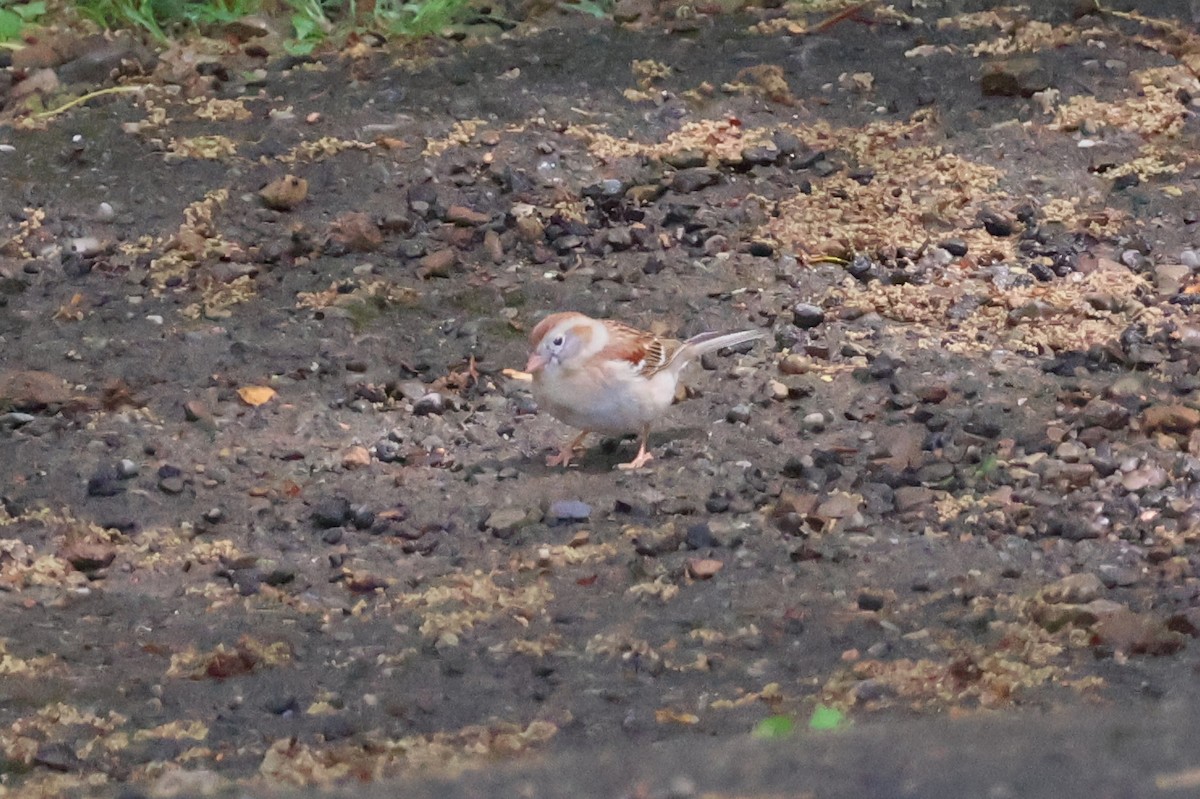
[326,212,383,253]
[342,445,372,469]
[312,497,352,529]
[726,404,752,424]
[857,592,885,611]
[778,354,808,375]
[893,486,934,513]
[158,476,185,495]
[87,465,125,497]
[445,205,490,225]
[417,249,457,279]
[1154,263,1191,296]
[0,369,73,410]
[485,507,536,537]
[981,212,1015,237]
[1121,465,1167,492]
[686,558,723,579]
[259,175,308,210]
[981,57,1050,97]
[547,500,591,524]
[1093,608,1186,656]
[939,239,968,257]
[1040,572,1104,604]
[670,168,720,193]
[412,393,447,416]
[1080,398,1129,430]
[684,522,718,549]
[791,303,824,329]
[1142,404,1200,435]
[663,150,707,169]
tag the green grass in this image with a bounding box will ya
[0,1,47,42]
[67,0,475,48]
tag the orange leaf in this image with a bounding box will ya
[237,386,276,406]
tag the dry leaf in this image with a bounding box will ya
[237,385,277,406]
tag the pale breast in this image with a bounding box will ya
[533,361,679,434]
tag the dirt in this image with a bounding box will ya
[2,0,1200,796]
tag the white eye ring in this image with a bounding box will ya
[552,335,564,346]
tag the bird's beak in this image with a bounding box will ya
[525,353,548,373]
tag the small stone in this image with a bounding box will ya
[791,303,824,329]
[778,354,808,375]
[375,439,404,463]
[312,497,352,529]
[1154,263,1191,296]
[202,507,224,524]
[687,558,723,579]
[326,211,383,253]
[485,507,534,537]
[259,174,308,211]
[1121,465,1167,492]
[857,592,885,611]
[894,486,934,513]
[158,476,185,495]
[1080,398,1129,430]
[342,445,372,469]
[183,400,212,423]
[1142,404,1200,435]
[939,239,968,257]
[726,404,752,424]
[547,500,591,524]
[670,168,720,193]
[397,239,427,259]
[351,505,376,529]
[914,384,948,403]
[416,249,457,279]
[445,205,490,226]
[413,392,447,416]
[981,212,1015,237]
[117,459,139,478]
[1040,572,1104,604]
[684,522,718,549]
[767,380,790,401]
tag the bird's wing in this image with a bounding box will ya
[597,320,684,378]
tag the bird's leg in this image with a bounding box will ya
[546,430,589,467]
[617,425,655,470]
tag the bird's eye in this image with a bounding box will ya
[552,335,564,347]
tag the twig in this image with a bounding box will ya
[32,85,146,120]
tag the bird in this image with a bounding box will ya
[524,312,766,470]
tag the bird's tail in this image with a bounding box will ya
[673,328,766,368]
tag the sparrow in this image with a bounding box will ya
[524,312,765,469]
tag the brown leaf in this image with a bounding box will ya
[237,385,276,406]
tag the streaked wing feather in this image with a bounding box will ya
[598,321,682,377]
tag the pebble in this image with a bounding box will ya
[1080,398,1129,430]
[312,497,352,529]
[802,412,826,430]
[726,404,752,424]
[939,238,968,257]
[669,168,720,193]
[0,412,35,428]
[685,522,719,549]
[158,476,185,494]
[791,303,824,329]
[87,467,125,497]
[485,507,535,537]
[547,500,591,524]
[412,392,447,416]
[857,592,885,612]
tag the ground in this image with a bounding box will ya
[2,0,1200,796]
